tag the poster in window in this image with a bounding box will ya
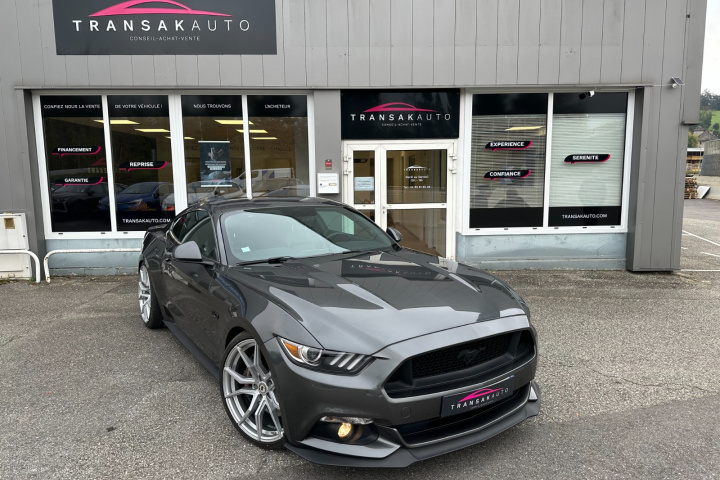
[199,141,232,185]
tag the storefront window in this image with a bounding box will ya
[41,95,110,232]
[353,151,375,206]
[247,95,309,196]
[469,94,548,228]
[549,93,627,226]
[181,95,245,209]
[386,150,447,204]
[107,95,174,231]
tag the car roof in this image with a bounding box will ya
[198,196,345,215]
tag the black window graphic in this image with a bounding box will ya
[548,93,628,227]
[469,94,548,229]
[41,95,111,233]
[108,95,175,231]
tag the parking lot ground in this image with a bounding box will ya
[1,203,720,479]
[681,199,720,272]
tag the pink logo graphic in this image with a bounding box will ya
[57,177,105,186]
[90,0,231,17]
[52,146,102,157]
[485,141,532,151]
[484,170,532,180]
[120,161,168,171]
[363,102,437,113]
[459,387,504,403]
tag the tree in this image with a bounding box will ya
[700,109,713,130]
[688,132,699,148]
[701,90,720,110]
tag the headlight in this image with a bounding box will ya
[127,199,147,211]
[279,338,373,375]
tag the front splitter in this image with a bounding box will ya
[285,381,541,468]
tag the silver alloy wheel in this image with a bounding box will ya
[138,265,152,324]
[223,338,283,443]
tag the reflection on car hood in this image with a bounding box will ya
[226,250,527,355]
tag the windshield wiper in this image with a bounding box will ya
[236,256,294,266]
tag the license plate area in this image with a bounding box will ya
[440,376,515,417]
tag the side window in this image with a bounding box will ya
[171,213,188,241]
[317,210,354,235]
[183,211,217,260]
[171,211,200,243]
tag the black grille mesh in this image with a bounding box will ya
[410,333,512,379]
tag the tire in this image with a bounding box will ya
[221,332,285,449]
[138,263,164,329]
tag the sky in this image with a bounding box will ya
[702,2,720,93]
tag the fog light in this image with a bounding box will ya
[337,422,353,439]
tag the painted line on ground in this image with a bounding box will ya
[681,246,688,250]
[681,269,720,272]
[702,252,720,258]
[682,230,720,248]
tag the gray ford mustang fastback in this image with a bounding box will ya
[138,196,540,467]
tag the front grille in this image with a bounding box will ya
[389,383,530,447]
[384,330,535,398]
[411,334,512,379]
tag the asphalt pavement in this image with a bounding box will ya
[1,201,719,479]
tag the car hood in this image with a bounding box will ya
[225,250,527,355]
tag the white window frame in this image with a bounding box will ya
[342,139,458,259]
[33,90,314,240]
[460,90,635,236]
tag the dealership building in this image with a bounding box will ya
[0,0,708,278]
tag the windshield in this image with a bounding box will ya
[222,205,394,264]
[120,183,157,194]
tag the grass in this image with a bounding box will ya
[712,110,720,128]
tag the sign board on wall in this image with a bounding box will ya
[341,90,460,140]
[52,0,277,55]
[317,173,339,194]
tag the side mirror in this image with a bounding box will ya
[172,241,203,262]
[386,226,403,243]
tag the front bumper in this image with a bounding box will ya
[286,381,540,467]
[265,315,540,467]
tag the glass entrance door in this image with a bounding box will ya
[344,142,455,258]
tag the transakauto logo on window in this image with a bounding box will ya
[349,102,452,124]
[71,0,252,33]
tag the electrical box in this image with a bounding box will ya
[0,213,31,279]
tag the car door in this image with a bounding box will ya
[162,211,200,324]
[165,210,220,356]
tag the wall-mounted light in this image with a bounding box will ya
[670,77,684,89]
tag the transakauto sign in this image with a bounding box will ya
[341,90,461,140]
[52,0,277,55]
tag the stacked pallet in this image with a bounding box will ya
[685,176,698,199]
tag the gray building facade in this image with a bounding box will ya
[0,0,708,278]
